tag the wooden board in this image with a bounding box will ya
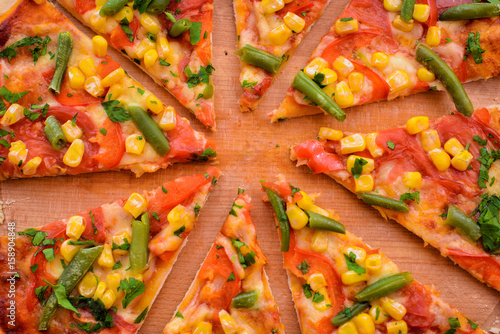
[1,0,500,332]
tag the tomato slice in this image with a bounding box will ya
[418,0,438,26]
[76,0,96,14]
[166,115,216,160]
[472,107,491,124]
[293,139,344,174]
[447,249,500,291]
[261,182,292,199]
[277,0,314,16]
[400,282,435,328]
[320,30,382,65]
[56,82,103,107]
[80,207,107,243]
[352,61,390,104]
[94,118,125,169]
[97,56,121,79]
[109,17,139,49]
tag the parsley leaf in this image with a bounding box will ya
[120,18,134,43]
[467,318,478,330]
[344,252,366,275]
[241,80,258,88]
[351,157,368,179]
[43,248,55,262]
[477,147,500,188]
[472,193,500,253]
[101,100,130,123]
[152,212,159,220]
[0,86,29,104]
[400,190,420,204]
[35,285,49,306]
[184,64,214,88]
[0,36,51,64]
[120,277,146,308]
[290,184,301,196]
[312,72,326,87]
[43,280,80,315]
[190,21,202,45]
[24,108,41,121]
[302,283,313,298]
[173,225,185,237]
[296,260,310,274]
[112,239,130,251]
[227,272,235,282]
[134,306,149,324]
[159,58,170,66]
[191,147,217,161]
[175,311,184,318]
[464,32,485,64]
[340,17,354,22]
[387,141,395,150]
[473,135,487,146]
[112,260,123,270]
[194,203,201,217]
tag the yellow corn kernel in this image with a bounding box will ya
[426,26,441,46]
[135,39,156,59]
[1,104,24,126]
[347,155,375,175]
[93,281,107,300]
[268,23,293,45]
[335,18,359,35]
[113,5,134,23]
[304,57,328,78]
[392,16,414,32]
[125,134,146,155]
[417,67,435,82]
[444,138,465,157]
[284,12,306,33]
[420,129,441,152]
[98,244,115,268]
[413,4,430,22]
[348,72,364,92]
[365,254,382,273]
[102,68,126,87]
[341,270,369,285]
[158,106,177,131]
[100,289,116,309]
[145,95,164,114]
[342,246,367,264]
[61,239,81,262]
[318,127,343,141]
[22,157,42,176]
[371,52,389,70]
[451,150,473,171]
[79,272,98,298]
[219,310,238,334]
[107,83,124,101]
[127,273,144,282]
[339,321,359,334]
[296,191,314,210]
[286,203,309,230]
[386,320,408,334]
[106,273,122,291]
[353,313,376,334]
[429,148,451,171]
[63,139,85,167]
[193,322,213,334]
[307,272,327,291]
[157,36,172,58]
[365,133,384,158]
[341,133,366,154]
[68,66,85,90]
[8,141,27,166]
[335,81,354,108]
[78,57,96,77]
[311,230,329,252]
[167,204,194,230]
[386,70,411,93]
[66,215,85,239]
[355,174,374,192]
[140,13,160,35]
[124,192,147,218]
[90,9,107,31]
[112,231,131,255]
[84,76,104,97]
[310,205,330,217]
[381,297,407,321]
[144,49,159,67]
[403,171,422,189]
[314,287,331,311]
[369,304,390,324]
[406,116,429,134]
[260,0,285,14]
[333,56,354,77]
[320,68,338,85]
[92,35,108,58]
[61,120,83,143]
[383,0,402,11]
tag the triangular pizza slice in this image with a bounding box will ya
[291,105,500,291]
[234,0,330,112]
[0,167,220,333]
[262,177,486,333]
[162,189,285,334]
[56,0,215,128]
[0,0,215,180]
[270,0,500,121]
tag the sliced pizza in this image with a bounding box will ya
[270,0,500,122]
[57,0,216,128]
[290,105,500,291]
[234,0,330,112]
[261,177,486,334]
[162,189,285,334]
[0,167,220,333]
[0,0,215,180]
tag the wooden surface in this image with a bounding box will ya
[1,0,500,332]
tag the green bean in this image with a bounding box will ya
[127,105,170,156]
[203,83,214,99]
[49,32,73,95]
[305,210,346,234]
[147,0,171,14]
[169,19,192,38]
[130,213,150,273]
[440,3,500,21]
[39,246,103,330]
[231,290,258,308]
[359,193,409,213]
[234,44,283,74]
[263,186,290,252]
[43,116,67,150]
[355,272,414,302]
[100,0,129,16]
[416,44,474,117]
[291,71,346,122]
[331,302,370,327]
[401,0,416,22]
[445,205,481,241]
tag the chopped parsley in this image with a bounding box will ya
[173,225,186,237]
[312,72,326,87]
[184,64,215,88]
[344,252,366,275]
[340,17,354,22]
[99,128,107,136]
[444,317,461,334]
[69,296,115,331]
[175,311,184,318]
[400,190,420,204]
[23,108,41,121]
[464,32,485,64]
[301,11,309,16]
[302,283,325,303]
[226,272,236,282]
[137,87,145,95]
[112,261,123,270]
[467,318,478,330]
[120,18,134,43]
[241,80,258,88]
[296,260,310,274]
[152,212,159,220]
[473,135,487,146]
[31,103,49,117]
[191,147,217,162]
[229,202,243,217]
[134,306,149,324]
[445,37,453,43]
[159,58,171,67]
[111,238,130,251]
[35,285,50,306]
[42,248,55,262]
[119,277,146,308]
[387,140,395,150]
[0,36,51,64]
[147,32,156,43]
[162,185,168,193]
[190,21,202,45]
[290,184,301,196]
[351,157,368,179]
[471,194,500,253]
[101,100,130,123]
[43,279,80,315]
[194,203,201,217]
[231,238,256,268]
[477,147,500,188]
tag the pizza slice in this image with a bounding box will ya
[270,0,500,122]
[162,189,285,334]
[57,0,215,128]
[0,0,215,180]
[0,167,220,333]
[261,177,486,334]
[234,0,330,112]
[290,105,500,291]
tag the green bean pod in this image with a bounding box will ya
[331,302,370,327]
[203,83,214,99]
[49,32,73,95]
[231,290,259,308]
[263,186,290,252]
[445,205,481,241]
[401,0,416,22]
[38,246,103,330]
[355,272,414,302]
[100,0,129,16]
[147,0,171,14]
[43,116,67,150]
[440,3,500,21]
[169,19,192,38]
[130,213,150,273]
[359,193,409,213]
[305,210,346,234]
[234,44,283,74]
[127,105,170,156]
[292,71,346,122]
[416,44,474,117]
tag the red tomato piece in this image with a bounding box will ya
[401,282,435,328]
[56,83,103,107]
[94,118,125,169]
[352,61,390,104]
[76,0,96,14]
[195,103,215,129]
[109,17,139,49]
[166,115,216,160]
[320,30,382,65]
[261,182,292,199]
[80,207,107,243]
[97,56,121,79]
[472,107,491,125]
[417,0,438,26]
[277,0,314,16]
[293,139,344,174]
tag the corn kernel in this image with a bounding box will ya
[386,320,408,334]
[113,6,134,23]
[335,18,359,35]
[84,76,104,97]
[286,203,309,230]
[284,12,306,33]
[384,0,402,11]
[371,52,389,70]
[386,70,411,93]
[92,36,108,58]
[426,26,441,46]
[90,9,107,32]
[68,66,85,90]
[429,148,451,171]
[413,4,430,22]
[62,120,83,143]
[157,36,172,58]
[144,49,159,67]
[106,273,122,291]
[309,205,330,217]
[21,157,42,176]
[347,155,375,175]
[311,230,329,252]
[307,272,327,291]
[392,16,414,32]
[420,129,441,152]
[260,0,285,14]
[444,138,465,157]
[451,150,473,171]
[304,57,328,78]
[112,231,131,255]
[1,104,24,126]
[63,139,85,167]
[98,243,115,268]
[339,321,359,334]
[79,272,98,298]
[381,297,407,320]
[102,68,126,87]
[296,191,314,210]
[124,192,147,218]
[158,106,177,131]
[365,254,382,273]
[125,134,146,155]
[135,39,156,59]
[193,322,213,334]
[320,68,338,85]
[140,13,160,35]
[341,133,366,154]
[8,141,27,166]
[66,215,85,239]
[343,246,367,264]
[335,81,354,108]
[100,289,116,309]
[314,287,332,311]
[268,23,293,45]
[406,116,429,134]
[403,171,422,189]
[61,239,81,262]
[355,174,374,192]
[341,270,369,285]
[318,127,343,141]
[417,67,435,82]
[219,310,238,334]
[94,281,107,300]
[78,57,96,77]
[145,94,164,114]
[369,303,390,324]
[107,83,124,101]
[353,313,376,334]
[365,133,384,158]
[348,72,364,92]
[333,56,354,77]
